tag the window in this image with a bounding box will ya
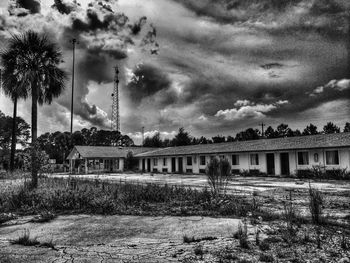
[220,155,225,160]
[250,154,259,165]
[232,155,239,165]
[163,158,167,166]
[187,156,192,166]
[200,156,206,166]
[298,152,309,165]
[153,158,158,166]
[326,150,339,165]
[314,153,319,163]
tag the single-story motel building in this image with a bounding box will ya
[67,133,350,176]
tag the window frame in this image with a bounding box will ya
[250,154,259,165]
[187,156,193,166]
[163,157,167,166]
[297,152,309,165]
[200,156,206,166]
[325,150,339,165]
[232,154,239,166]
[153,158,158,166]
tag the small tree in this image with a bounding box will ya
[206,157,231,197]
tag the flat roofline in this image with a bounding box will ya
[136,145,350,158]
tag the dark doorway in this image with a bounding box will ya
[171,157,176,173]
[178,157,183,174]
[147,159,151,172]
[280,153,290,175]
[142,159,145,172]
[266,153,275,175]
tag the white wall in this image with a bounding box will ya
[136,147,350,176]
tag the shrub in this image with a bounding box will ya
[308,184,323,225]
[206,157,231,196]
[259,253,274,262]
[194,244,204,258]
[259,240,271,251]
[296,166,350,180]
[237,220,249,249]
[183,235,196,243]
[11,229,39,246]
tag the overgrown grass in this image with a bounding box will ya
[10,229,39,246]
[0,177,271,218]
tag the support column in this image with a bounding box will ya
[85,158,88,174]
[70,159,73,174]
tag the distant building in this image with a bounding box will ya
[67,133,350,176]
[66,146,156,174]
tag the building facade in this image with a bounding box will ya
[66,146,156,174]
[135,133,350,176]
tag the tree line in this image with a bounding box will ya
[37,127,134,164]
[143,122,350,147]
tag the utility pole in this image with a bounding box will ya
[141,126,145,146]
[260,122,266,138]
[70,38,78,135]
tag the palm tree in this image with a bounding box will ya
[1,46,29,172]
[1,31,67,187]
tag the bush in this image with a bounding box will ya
[297,166,350,180]
[259,240,271,251]
[206,157,231,196]
[259,253,274,262]
[11,229,39,246]
[236,220,249,249]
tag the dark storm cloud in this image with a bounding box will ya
[129,16,147,35]
[174,0,349,36]
[15,0,41,14]
[72,10,128,32]
[127,64,172,104]
[51,0,78,15]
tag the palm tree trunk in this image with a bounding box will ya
[10,95,17,172]
[31,85,38,188]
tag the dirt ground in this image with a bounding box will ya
[0,215,240,263]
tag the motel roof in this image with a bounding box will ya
[135,132,350,158]
[67,146,158,159]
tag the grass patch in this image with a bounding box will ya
[10,229,39,246]
[0,177,270,218]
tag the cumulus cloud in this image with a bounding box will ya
[309,79,350,96]
[215,100,288,121]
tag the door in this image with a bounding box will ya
[147,159,151,172]
[280,153,290,175]
[142,159,145,172]
[171,157,176,173]
[266,153,275,175]
[110,160,113,172]
[178,157,183,174]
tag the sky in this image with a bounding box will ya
[0,0,349,144]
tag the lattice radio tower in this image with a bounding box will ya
[111,66,120,133]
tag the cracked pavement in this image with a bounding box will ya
[0,215,240,262]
